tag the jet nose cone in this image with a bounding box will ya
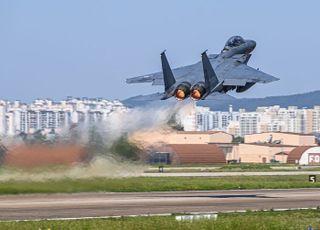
[248,40,256,49]
[245,40,256,53]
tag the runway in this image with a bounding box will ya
[0,188,320,221]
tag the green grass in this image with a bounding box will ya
[220,163,272,170]
[1,209,319,230]
[0,175,320,194]
[150,163,297,168]
[148,164,320,172]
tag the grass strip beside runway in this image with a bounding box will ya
[1,209,319,230]
[147,164,320,172]
[0,175,320,194]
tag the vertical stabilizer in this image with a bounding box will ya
[201,51,219,90]
[161,51,176,92]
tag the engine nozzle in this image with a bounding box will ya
[174,82,191,100]
[190,83,206,101]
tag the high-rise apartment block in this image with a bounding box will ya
[0,98,127,136]
[182,104,320,136]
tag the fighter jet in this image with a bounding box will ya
[126,36,279,101]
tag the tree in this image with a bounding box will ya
[87,125,106,155]
[30,130,46,144]
[0,141,7,166]
[110,134,141,161]
[233,136,244,143]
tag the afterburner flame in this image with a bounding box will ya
[175,89,186,100]
[191,90,201,101]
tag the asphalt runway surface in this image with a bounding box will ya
[0,188,320,221]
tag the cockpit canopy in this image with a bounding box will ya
[222,36,245,52]
[225,36,245,47]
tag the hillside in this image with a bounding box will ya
[123,90,320,111]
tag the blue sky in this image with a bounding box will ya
[1,0,320,102]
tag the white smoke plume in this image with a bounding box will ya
[0,155,145,182]
[102,101,193,144]
[0,101,194,181]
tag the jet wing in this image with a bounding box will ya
[126,63,196,85]
[219,63,279,84]
[126,55,278,86]
[126,72,162,84]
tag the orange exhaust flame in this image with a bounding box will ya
[175,89,186,100]
[191,90,201,101]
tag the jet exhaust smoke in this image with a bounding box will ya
[0,102,193,181]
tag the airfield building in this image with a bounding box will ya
[134,131,232,164]
[287,146,320,165]
[228,132,317,164]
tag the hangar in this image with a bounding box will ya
[228,143,295,163]
[148,144,226,165]
[228,132,317,164]
[287,146,320,165]
[133,131,231,165]
[244,132,316,146]
[131,130,233,147]
[3,144,88,168]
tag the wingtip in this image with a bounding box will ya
[265,76,280,83]
[268,75,280,82]
[201,49,208,56]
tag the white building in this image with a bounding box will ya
[239,112,259,136]
[181,105,239,132]
[0,102,7,135]
[312,106,320,133]
[211,105,240,131]
[183,105,320,137]
[0,98,127,136]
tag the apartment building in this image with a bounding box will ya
[0,98,127,136]
[184,105,320,137]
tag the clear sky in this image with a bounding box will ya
[1,0,320,102]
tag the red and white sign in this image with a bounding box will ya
[308,153,320,164]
